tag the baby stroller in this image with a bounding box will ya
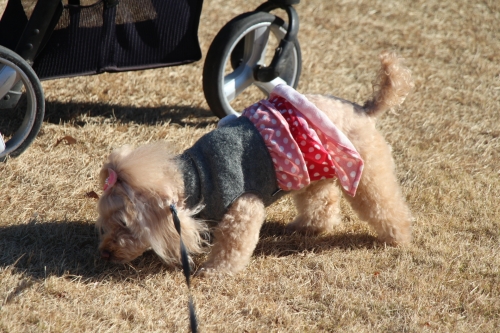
[0,0,301,161]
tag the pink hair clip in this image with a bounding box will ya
[103,168,117,191]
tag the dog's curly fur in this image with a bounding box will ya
[96,52,414,275]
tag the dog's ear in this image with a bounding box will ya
[99,145,134,188]
[103,145,134,171]
[99,166,112,189]
[136,197,209,264]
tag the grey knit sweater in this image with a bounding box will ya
[178,116,286,221]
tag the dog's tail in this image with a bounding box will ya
[362,52,414,117]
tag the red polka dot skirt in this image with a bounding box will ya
[241,85,364,196]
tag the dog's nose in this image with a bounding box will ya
[100,250,111,260]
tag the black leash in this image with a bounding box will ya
[170,203,198,333]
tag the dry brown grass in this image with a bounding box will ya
[1,0,499,331]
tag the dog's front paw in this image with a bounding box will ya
[194,267,216,278]
[194,266,231,278]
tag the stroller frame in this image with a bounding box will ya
[10,0,63,64]
[0,0,301,161]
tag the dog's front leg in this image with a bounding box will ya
[197,193,265,276]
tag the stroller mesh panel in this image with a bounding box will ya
[54,1,158,29]
[56,2,105,30]
[0,0,204,80]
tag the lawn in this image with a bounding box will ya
[1,0,499,332]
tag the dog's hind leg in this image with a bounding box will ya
[286,179,342,235]
[343,134,412,245]
[198,193,266,275]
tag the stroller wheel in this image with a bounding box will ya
[0,45,45,162]
[203,11,301,118]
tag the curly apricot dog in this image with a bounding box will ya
[96,52,413,275]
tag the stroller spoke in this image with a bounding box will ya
[242,25,271,66]
[223,65,254,102]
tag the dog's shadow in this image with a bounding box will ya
[0,220,168,281]
[0,219,378,281]
[255,221,378,258]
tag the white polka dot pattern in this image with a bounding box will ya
[242,99,309,191]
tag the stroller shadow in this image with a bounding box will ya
[0,219,378,281]
[44,100,218,128]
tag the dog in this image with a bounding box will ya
[96,52,414,276]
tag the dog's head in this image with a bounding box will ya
[96,143,207,264]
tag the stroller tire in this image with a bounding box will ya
[0,45,45,162]
[203,11,301,119]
